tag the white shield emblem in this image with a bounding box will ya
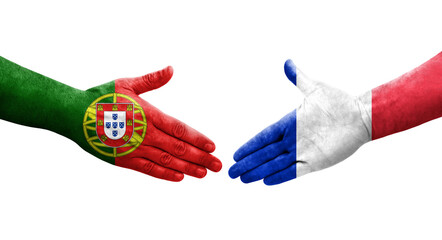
[104,111,126,140]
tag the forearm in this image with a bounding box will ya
[0,56,93,139]
[359,52,442,140]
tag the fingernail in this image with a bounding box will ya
[210,161,222,172]
[204,143,215,152]
[174,172,184,182]
[228,167,238,179]
[196,168,207,178]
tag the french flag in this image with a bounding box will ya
[229,52,442,185]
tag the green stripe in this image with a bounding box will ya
[0,56,115,164]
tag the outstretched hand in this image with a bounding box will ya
[229,60,371,185]
[84,67,222,182]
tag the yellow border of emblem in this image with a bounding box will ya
[82,93,147,157]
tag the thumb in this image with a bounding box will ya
[129,66,174,95]
[284,59,317,95]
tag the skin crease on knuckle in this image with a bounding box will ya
[174,141,187,156]
[141,161,155,175]
[172,122,186,139]
[160,152,173,167]
[140,74,154,91]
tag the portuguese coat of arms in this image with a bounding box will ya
[96,103,134,147]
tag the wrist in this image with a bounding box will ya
[356,91,372,142]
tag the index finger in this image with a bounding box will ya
[233,121,284,162]
[150,107,216,153]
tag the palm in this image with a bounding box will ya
[296,81,370,175]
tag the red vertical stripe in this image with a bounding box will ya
[372,52,442,140]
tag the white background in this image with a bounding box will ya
[0,0,441,239]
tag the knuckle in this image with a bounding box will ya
[144,125,156,143]
[198,153,208,166]
[141,74,153,88]
[174,141,186,156]
[160,152,173,166]
[172,123,186,138]
[193,137,202,148]
[163,171,174,180]
[184,162,192,174]
[141,162,155,174]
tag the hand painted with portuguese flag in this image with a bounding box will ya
[0,56,222,181]
[229,53,442,185]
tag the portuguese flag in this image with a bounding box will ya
[0,56,222,181]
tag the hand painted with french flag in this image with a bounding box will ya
[229,53,442,185]
[229,60,371,185]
